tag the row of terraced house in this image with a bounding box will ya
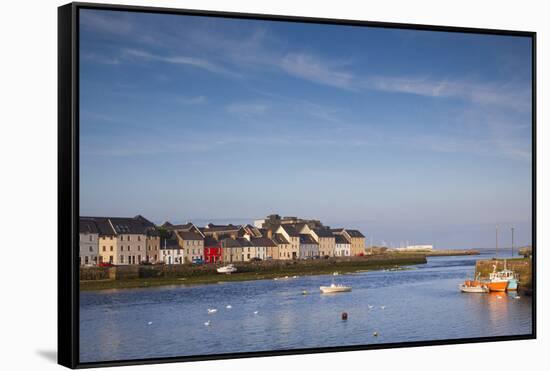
[79,214,366,266]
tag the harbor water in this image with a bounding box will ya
[80,250,532,363]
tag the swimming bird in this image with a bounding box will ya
[254,311,259,314]
[204,321,211,326]
[207,308,218,314]
[368,305,374,309]
[380,306,386,309]
[373,332,379,337]
[226,305,232,309]
[147,321,153,325]
[302,290,308,295]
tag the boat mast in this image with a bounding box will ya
[511,227,515,258]
[495,225,499,259]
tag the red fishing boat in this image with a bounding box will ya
[485,264,509,292]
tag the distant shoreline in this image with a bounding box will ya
[80,254,427,291]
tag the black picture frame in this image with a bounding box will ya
[58,2,537,368]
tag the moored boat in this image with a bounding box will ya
[320,283,352,294]
[217,264,237,274]
[484,264,517,292]
[459,279,489,293]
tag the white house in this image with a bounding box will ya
[79,218,99,266]
[299,234,319,259]
[334,235,351,257]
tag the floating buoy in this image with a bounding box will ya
[373,331,379,337]
[226,305,232,309]
[302,290,308,295]
[341,312,348,320]
[207,308,218,314]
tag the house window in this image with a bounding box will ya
[110,246,113,252]
[89,235,93,242]
[109,256,113,263]
[138,246,141,251]
[89,246,93,252]
[120,255,124,263]
[138,236,141,241]
[120,236,123,241]
[102,246,106,252]
[138,255,141,262]
[127,236,131,241]
[84,256,89,264]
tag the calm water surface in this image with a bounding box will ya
[80,250,532,363]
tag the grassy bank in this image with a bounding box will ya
[80,254,426,291]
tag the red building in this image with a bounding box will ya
[204,237,222,263]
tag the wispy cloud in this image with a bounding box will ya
[122,49,240,77]
[80,11,133,35]
[82,53,121,65]
[367,76,531,112]
[279,53,355,90]
[178,95,207,105]
[226,102,269,116]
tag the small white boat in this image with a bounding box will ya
[320,283,352,294]
[459,283,489,293]
[217,264,237,274]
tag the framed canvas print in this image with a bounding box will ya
[58,2,536,368]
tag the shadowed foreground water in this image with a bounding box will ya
[80,251,532,363]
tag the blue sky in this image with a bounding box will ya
[79,9,533,249]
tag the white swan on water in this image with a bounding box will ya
[207,308,218,314]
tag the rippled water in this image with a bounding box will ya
[80,250,532,363]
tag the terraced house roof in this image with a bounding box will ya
[272,233,289,245]
[160,236,180,250]
[313,228,334,238]
[251,237,277,247]
[335,235,351,244]
[221,238,242,248]
[79,218,99,234]
[176,231,204,241]
[279,225,300,237]
[299,234,318,245]
[345,229,365,238]
[80,215,155,236]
